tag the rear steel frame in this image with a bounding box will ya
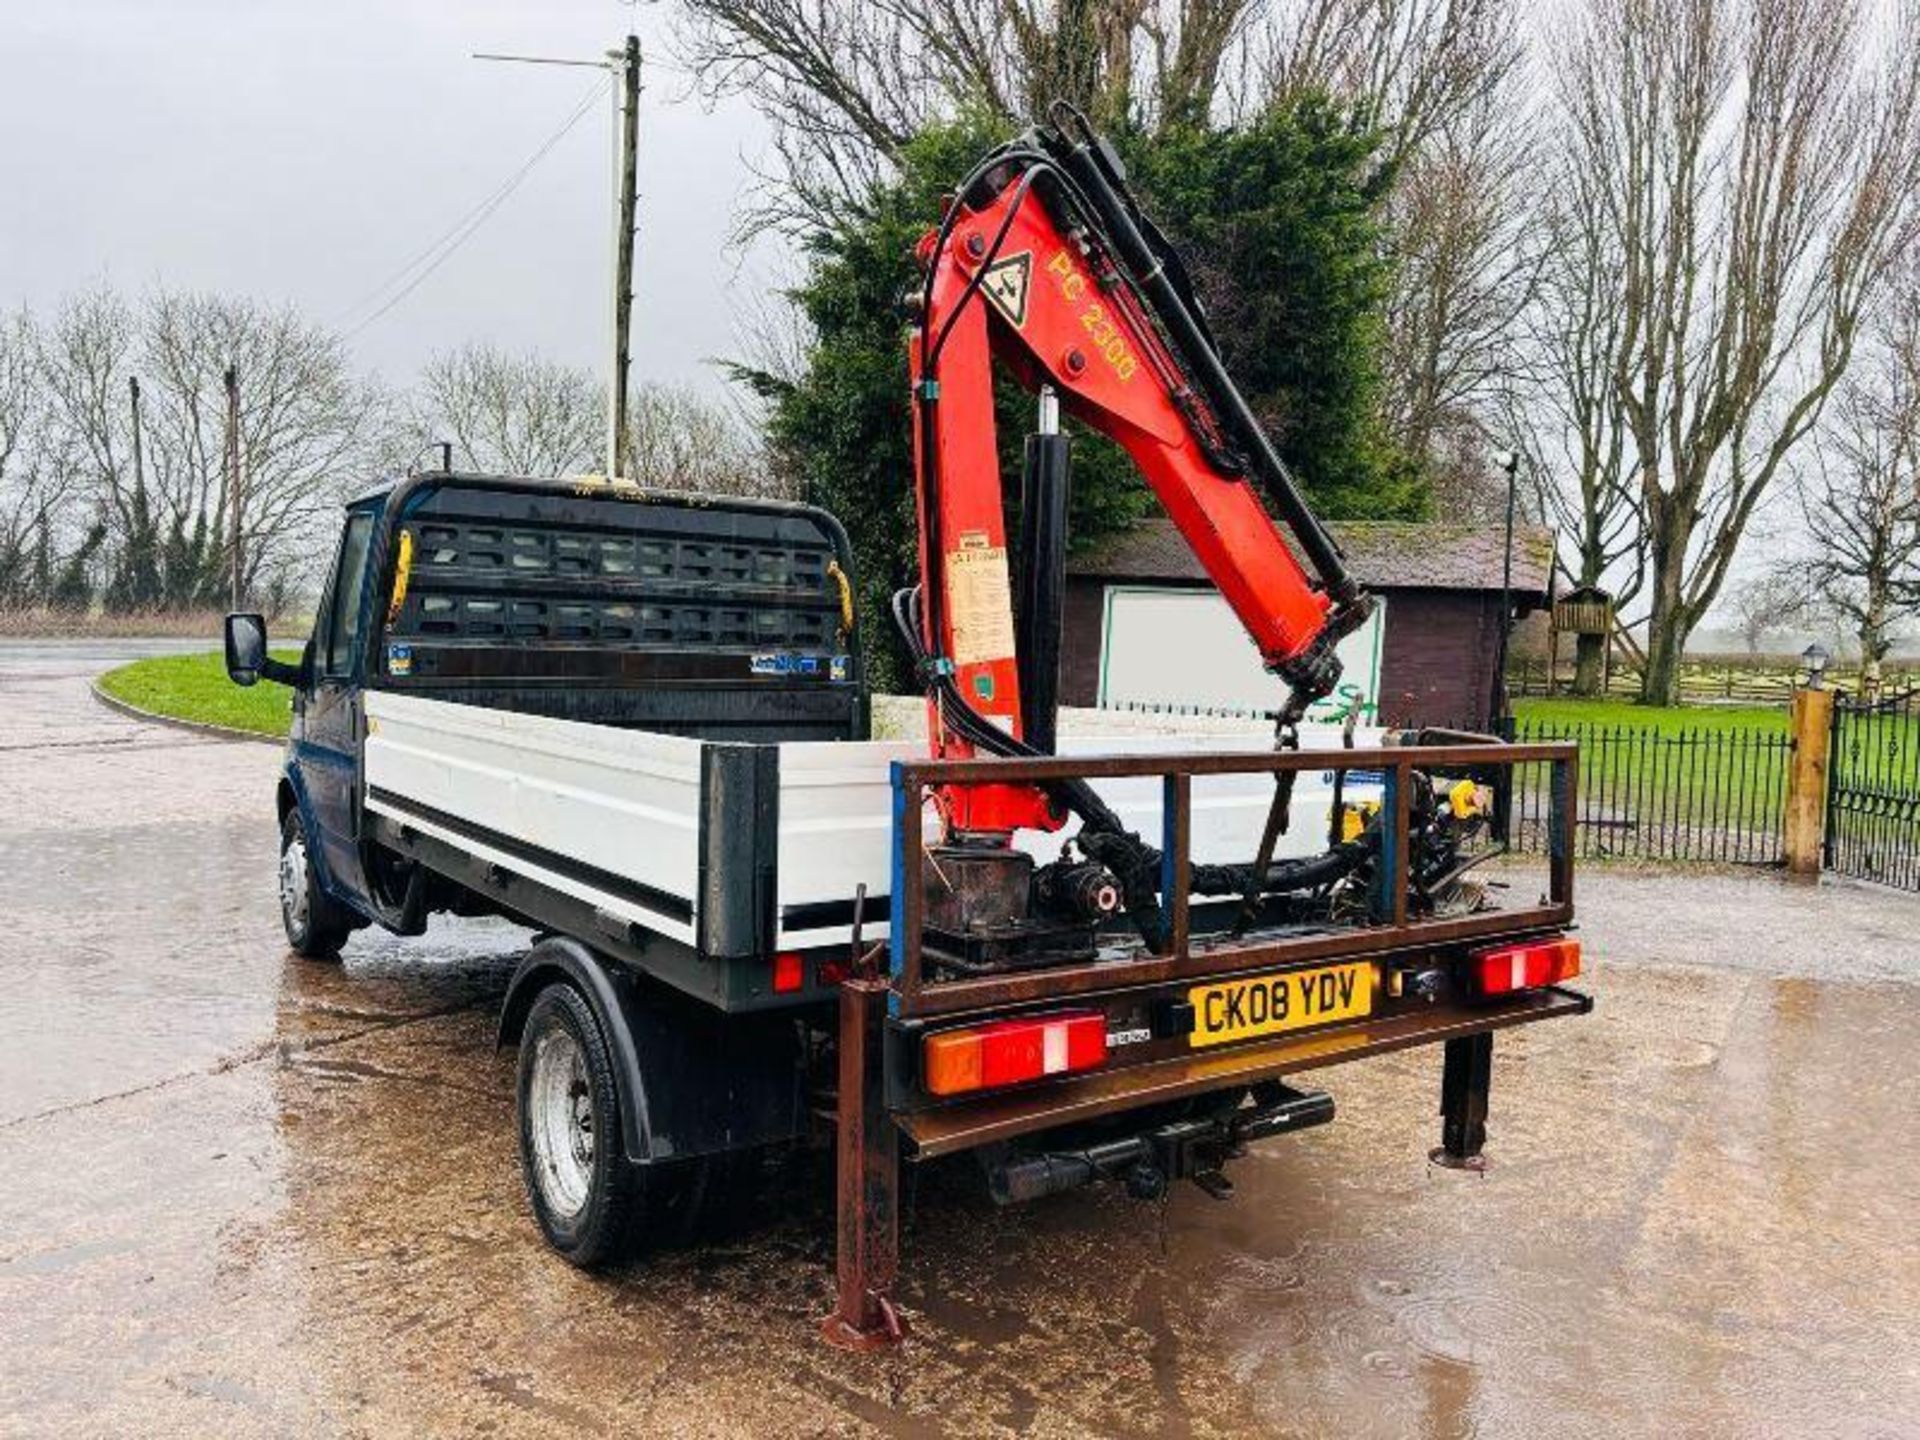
[825,738,1589,1348]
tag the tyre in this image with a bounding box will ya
[279,807,354,959]
[515,982,708,1268]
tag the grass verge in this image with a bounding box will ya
[96,649,299,737]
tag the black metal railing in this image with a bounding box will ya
[1097,700,1790,866]
[1504,720,1788,864]
[1826,687,1920,891]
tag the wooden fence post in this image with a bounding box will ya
[1784,686,1835,878]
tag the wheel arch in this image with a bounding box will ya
[502,938,655,1164]
[277,769,363,920]
[500,936,807,1167]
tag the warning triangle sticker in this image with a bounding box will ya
[981,251,1032,328]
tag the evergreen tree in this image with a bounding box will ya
[196,513,229,610]
[106,472,164,612]
[160,511,194,610]
[157,509,228,611]
[1123,100,1417,519]
[29,532,51,607]
[746,100,1414,688]
[51,523,107,612]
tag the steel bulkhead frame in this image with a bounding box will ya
[360,468,867,700]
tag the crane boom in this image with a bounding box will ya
[905,107,1373,843]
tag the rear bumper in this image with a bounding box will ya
[895,985,1590,1159]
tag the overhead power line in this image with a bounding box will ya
[337,73,611,340]
[469,37,644,480]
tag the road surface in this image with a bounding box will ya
[3,639,1918,1437]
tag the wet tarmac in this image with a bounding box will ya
[4,639,1920,1437]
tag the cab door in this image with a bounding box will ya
[298,505,379,907]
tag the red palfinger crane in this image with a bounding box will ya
[899,105,1376,959]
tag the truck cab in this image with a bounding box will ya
[274,493,380,927]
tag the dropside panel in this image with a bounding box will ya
[770,727,1387,952]
[363,689,702,943]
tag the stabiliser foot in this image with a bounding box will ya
[820,1295,909,1352]
[1434,1031,1493,1172]
[825,978,908,1352]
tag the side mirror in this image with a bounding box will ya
[224,612,268,686]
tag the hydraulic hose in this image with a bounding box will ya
[891,587,1379,949]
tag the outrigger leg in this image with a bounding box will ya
[822,977,909,1350]
[1431,1030,1494,1171]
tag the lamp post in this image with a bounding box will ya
[1489,449,1522,733]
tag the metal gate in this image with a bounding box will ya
[1826,687,1920,889]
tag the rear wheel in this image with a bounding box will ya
[515,982,709,1268]
[279,807,354,959]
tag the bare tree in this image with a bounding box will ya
[0,309,75,604]
[1726,571,1811,656]
[1799,285,1920,694]
[1554,0,1920,704]
[411,343,603,478]
[676,0,1518,226]
[36,287,138,536]
[141,291,389,600]
[411,342,770,495]
[675,0,953,230]
[1236,2,1543,496]
[676,0,1248,187]
[626,384,776,496]
[26,286,389,609]
[1246,0,1521,167]
[1382,77,1543,510]
[1517,93,1642,694]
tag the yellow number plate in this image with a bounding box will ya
[1188,962,1376,1049]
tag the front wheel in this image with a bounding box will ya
[279,807,354,959]
[515,982,709,1268]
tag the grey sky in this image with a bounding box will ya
[1,0,784,398]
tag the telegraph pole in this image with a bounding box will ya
[609,34,641,481]
[225,363,242,609]
[127,376,145,497]
[474,35,642,480]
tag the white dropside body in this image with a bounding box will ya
[363,690,1384,953]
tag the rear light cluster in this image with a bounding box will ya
[1472,938,1581,995]
[771,951,805,993]
[923,1010,1107,1097]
